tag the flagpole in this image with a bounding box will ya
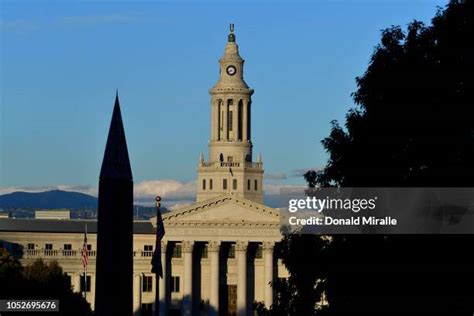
[154,196,161,316]
[84,224,88,302]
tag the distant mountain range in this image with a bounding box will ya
[0,190,97,210]
[0,190,158,219]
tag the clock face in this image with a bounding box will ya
[226,65,237,76]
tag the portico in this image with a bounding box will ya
[151,194,282,315]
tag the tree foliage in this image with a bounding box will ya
[318,0,474,187]
[0,248,93,316]
[263,1,474,315]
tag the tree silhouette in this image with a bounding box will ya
[265,1,474,315]
[318,0,474,187]
[0,249,93,316]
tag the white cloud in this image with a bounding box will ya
[134,179,196,201]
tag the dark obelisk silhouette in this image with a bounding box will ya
[95,93,133,316]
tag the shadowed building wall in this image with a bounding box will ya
[95,94,134,316]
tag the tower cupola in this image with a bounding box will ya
[197,25,263,203]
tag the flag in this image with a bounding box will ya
[82,225,88,268]
[151,207,165,277]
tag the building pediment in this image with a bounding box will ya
[153,194,279,227]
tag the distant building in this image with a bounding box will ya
[0,26,288,316]
[0,212,10,219]
[0,218,155,313]
[35,209,70,220]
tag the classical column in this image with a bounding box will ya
[247,101,251,140]
[263,242,274,308]
[208,241,220,316]
[73,273,81,293]
[133,274,141,316]
[217,100,222,141]
[212,101,217,141]
[242,100,248,142]
[223,101,229,141]
[211,101,215,141]
[236,241,248,316]
[232,100,239,141]
[159,241,168,316]
[182,241,194,316]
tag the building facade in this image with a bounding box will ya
[0,26,287,316]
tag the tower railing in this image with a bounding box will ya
[200,162,263,169]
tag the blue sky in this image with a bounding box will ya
[0,0,448,205]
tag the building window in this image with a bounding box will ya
[255,244,263,259]
[228,244,236,259]
[87,244,92,251]
[209,179,213,190]
[144,245,153,251]
[247,179,251,191]
[233,179,237,190]
[172,244,182,258]
[229,110,233,132]
[27,243,35,250]
[142,275,153,292]
[227,156,233,162]
[171,276,180,293]
[254,179,258,191]
[202,179,206,190]
[63,244,73,256]
[223,179,228,190]
[45,244,53,255]
[143,245,153,257]
[80,275,91,292]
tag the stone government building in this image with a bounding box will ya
[0,26,288,316]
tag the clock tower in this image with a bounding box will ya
[197,24,264,203]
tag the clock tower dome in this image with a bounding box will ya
[197,24,264,203]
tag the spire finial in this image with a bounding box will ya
[228,23,236,42]
[116,89,119,98]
